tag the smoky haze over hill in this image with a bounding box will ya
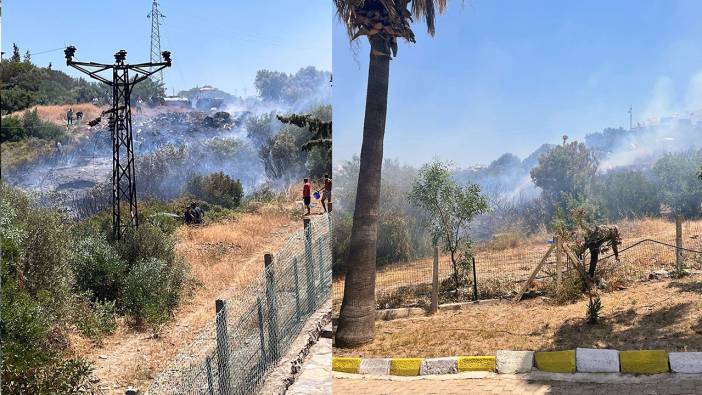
[452,111,702,201]
[3,66,331,216]
[334,107,702,268]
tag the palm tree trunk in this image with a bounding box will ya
[335,35,391,347]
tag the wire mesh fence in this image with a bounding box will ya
[332,220,702,314]
[147,214,332,395]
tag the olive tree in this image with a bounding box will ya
[409,160,489,288]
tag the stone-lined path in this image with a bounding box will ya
[286,337,332,394]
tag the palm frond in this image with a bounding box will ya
[333,0,451,44]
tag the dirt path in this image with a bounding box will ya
[72,211,303,394]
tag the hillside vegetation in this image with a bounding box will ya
[0,43,164,116]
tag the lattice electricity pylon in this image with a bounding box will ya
[65,46,171,239]
[147,0,165,85]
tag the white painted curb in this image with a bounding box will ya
[576,348,620,373]
[420,357,458,375]
[496,350,534,374]
[359,358,391,375]
[669,352,702,374]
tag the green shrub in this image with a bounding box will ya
[2,357,93,395]
[115,224,176,267]
[0,115,25,142]
[1,279,52,370]
[22,108,67,141]
[246,184,278,204]
[3,187,73,307]
[122,258,187,327]
[376,213,413,266]
[74,294,117,341]
[184,171,244,209]
[586,295,602,324]
[546,271,583,305]
[72,237,126,302]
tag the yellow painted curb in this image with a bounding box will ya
[457,356,496,372]
[390,358,423,376]
[620,350,669,374]
[534,350,576,373]
[332,357,361,374]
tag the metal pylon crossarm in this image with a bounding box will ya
[65,46,171,239]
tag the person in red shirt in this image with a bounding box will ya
[321,174,332,213]
[303,178,311,215]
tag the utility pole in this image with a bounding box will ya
[629,106,634,130]
[148,0,165,86]
[65,46,171,239]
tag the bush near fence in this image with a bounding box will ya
[147,214,332,395]
[332,220,702,313]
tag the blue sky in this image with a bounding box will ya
[2,1,331,96]
[333,0,702,167]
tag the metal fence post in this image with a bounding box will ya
[303,218,315,312]
[555,235,562,286]
[264,254,280,361]
[472,256,478,301]
[256,297,267,362]
[318,235,326,289]
[676,216,684,271]
[205,356,215,395]
[293,257,301,320]
[125,388,138,395]
[431,246,439,313]
[215,299,232,394]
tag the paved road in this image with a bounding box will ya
[333,374,702,394]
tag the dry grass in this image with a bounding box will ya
[9,103,106,126]
[175,211,295,291]
[333,217,702,311]
[333,275,702,358]
[71,210,299,394]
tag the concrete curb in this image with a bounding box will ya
[420,357,458,375]
[496,350,534,374]
[534,350,576,373]
[619,350,669,374]
[360,358,390,375]
[576,348,619,373]
[331,349,698,377]
[669,352,702,373]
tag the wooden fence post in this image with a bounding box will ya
[676,216,684,272]
[431,246,439,314]
[264,254,280,361]
[555,235,562,287]
[215,299,232,393]
[303,218,315,312]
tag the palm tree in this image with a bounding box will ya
[334,0,448,347]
